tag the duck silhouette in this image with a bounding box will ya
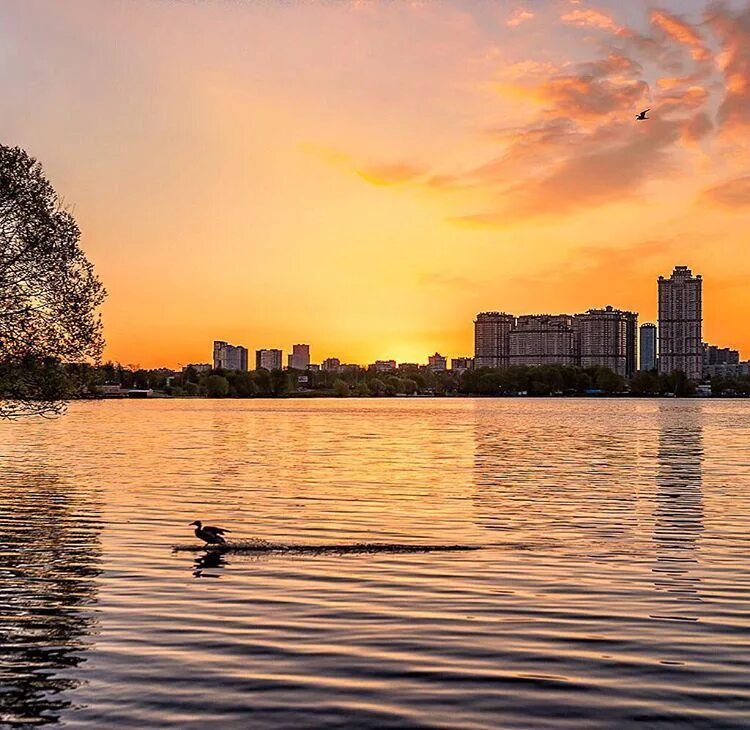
[189,520,230,545]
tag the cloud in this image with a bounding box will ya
[701,175,750,207]
[650,9,711,61]
[561,8,626,35]
[506,9,535,28]
[705,2,750,137]
[355,162,425,185]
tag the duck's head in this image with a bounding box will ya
[189,520,202,527]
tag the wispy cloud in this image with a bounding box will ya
[506,8,535,28]
[651,9,711,61]
[561,8,626,35]
[701,175,750,207]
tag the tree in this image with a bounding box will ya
[333,379,349,397]
[204,374,229,398]
[0,145,105,417]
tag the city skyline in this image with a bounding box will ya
[4,1,750,368]
[204,265,740,375]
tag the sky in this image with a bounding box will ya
[2,0,750,367]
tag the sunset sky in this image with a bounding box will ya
[2,0,749,367]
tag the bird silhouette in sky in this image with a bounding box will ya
[636,108,650,121]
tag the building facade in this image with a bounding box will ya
[639,323,657,371]
[369,360,396,373]
[256,348,282,370]
[427,352,447,371]
[575,306,637,377]
[658,266,703,380]
[321,358,341,372]
[213,341,248,371]
[288,343,310,370]
[451,357,474,372]
[703,343,739,368]
[474,312,515,368]
[508,315,578,367]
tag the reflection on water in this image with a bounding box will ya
[0,465,101,726]
[1,399,749,729]
[653,403,704,617]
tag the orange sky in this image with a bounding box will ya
[2,0,749,367]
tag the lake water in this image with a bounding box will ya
[1,399,749,728]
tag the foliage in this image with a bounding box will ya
[0,145,105,417]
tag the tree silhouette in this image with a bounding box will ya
[0,145,105,417]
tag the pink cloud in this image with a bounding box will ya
[506,8,535,28]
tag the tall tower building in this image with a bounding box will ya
[658,266,702,380]
[639,323,657,371]
[256,349,283,371]
[474,312,515,368]
[213,341,248,371]
[575,306,638,377]
[287,344,310,370]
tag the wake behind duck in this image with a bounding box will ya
[178,521,480,556]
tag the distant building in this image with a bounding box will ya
[474,312,515,368]
[183,363,211,373]
[658,266,702,380]
[213,341,248,371]
[369,360,397,373]
[451,357,473,372]
[508,315,578,367]
[256,348,282,370]
[398,363,420,370]
[575,306,638,377]
[307,364,320,372]
[288,343,310,370]
[704,360,750,378]
[321,358,341,372]
[703,343,739,368]
[639,323,657,371]
[427,352,447,371]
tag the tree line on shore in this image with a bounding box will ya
[5,358,750,399]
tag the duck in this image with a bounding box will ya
[189,520,231,545]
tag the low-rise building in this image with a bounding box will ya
[427,352,447,371]
[451,357,473,372]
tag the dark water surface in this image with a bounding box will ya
[1,399,749,728]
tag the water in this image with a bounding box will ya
[1,399,749,728]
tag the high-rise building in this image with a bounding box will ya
[427,352,447,371]
[451,357,474,372]
[287,344,310,370]
[213,341,248,371]
[474,312,515,368]
[256,348,283,370]
[639,323,657,371]
[575,306,638,377]
[508,315,578,367]
[658,266,703,380]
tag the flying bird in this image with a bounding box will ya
[636,108,650,121]
[190,520,231,545]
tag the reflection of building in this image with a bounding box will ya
[0,470,102,725]
[427,352,447,371]
[654,403,704,612]
[474,312,514,368]
[639,323,657,371]
[451,357,473,372]
[575,306,638,377]
[287,344,310,370]
[213,341,248,371]
[256,348,282,370]
[509,315,578,367]
[658,266,702,380]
